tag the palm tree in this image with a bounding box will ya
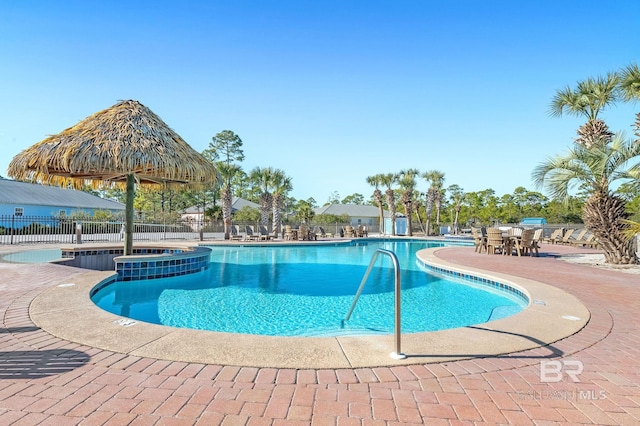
[549,73,619,148]
[422,170,445,236]
[270,169,292,238]
[218,163,242,239]
[618,63,640,138]
[366,174,386,234]
[398,169,420,237]
[447,184,465,234]
[379,173,398,236]
[532,134,640,264]
[249,167,274,228]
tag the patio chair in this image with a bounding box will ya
[486,228,506,255]
[298,224,310,240]
[284,225,296,240]
[258,225,273,240]
[511,229,535,257]
[508,227,523,237]
[245,225,260,241]
[317,226,333,238]
[344,226,355,238]
[230,225,243,241]
[530,228,543,256]
[558,229,576,245]
[571,233,596,248]
[565,229,588,246]
[543,228,563,244]
[471,226,487,253]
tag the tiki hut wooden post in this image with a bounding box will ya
[8,100,217,255]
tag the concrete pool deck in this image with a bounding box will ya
[0,241,638,424]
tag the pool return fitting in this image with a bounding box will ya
[344,248,406,360]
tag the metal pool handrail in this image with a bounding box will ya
[344,248,406,360]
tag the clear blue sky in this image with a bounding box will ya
[1,1,639,204]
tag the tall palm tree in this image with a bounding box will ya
[218,163,242,239]
[532,134,640,264]
[249,167,274,228]
[366,174,386,234]
[447,184,465,234]
[422,170,444,236]
[398,169,420,237]
[379,173,398,236]
[270,169,292,238]
[549,73,619,148]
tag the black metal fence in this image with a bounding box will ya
[0,215,354,245]
[0,215,207,245]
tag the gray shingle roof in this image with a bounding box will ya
[0,178,125,210]
[314,203,388,217]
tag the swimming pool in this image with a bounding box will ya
[91,239,527,337]
[0,248,62,264]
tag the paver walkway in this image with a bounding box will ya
[0,243,639,425]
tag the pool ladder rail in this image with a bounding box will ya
[344,248,406,360]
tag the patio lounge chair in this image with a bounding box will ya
[230,225,243,241]
[543,228,563,244]
[258,225,273,240]
[558,229,576,245]
[245,225,260,241]
[316,226,333,238]
[565,229,588,246]
[571,233,597,248]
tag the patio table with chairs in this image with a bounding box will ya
[477,226,542,257]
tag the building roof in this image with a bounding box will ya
[183,197,260,214]
[0,178,125,210]
[314,203,387,218]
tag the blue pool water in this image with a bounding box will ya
[91,239,527,337]
[0,249,62,264]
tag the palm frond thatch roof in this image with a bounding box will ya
[8,99,216,188]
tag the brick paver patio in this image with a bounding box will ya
[0,243,638,425]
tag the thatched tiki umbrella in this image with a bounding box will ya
[8,100,217,255]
